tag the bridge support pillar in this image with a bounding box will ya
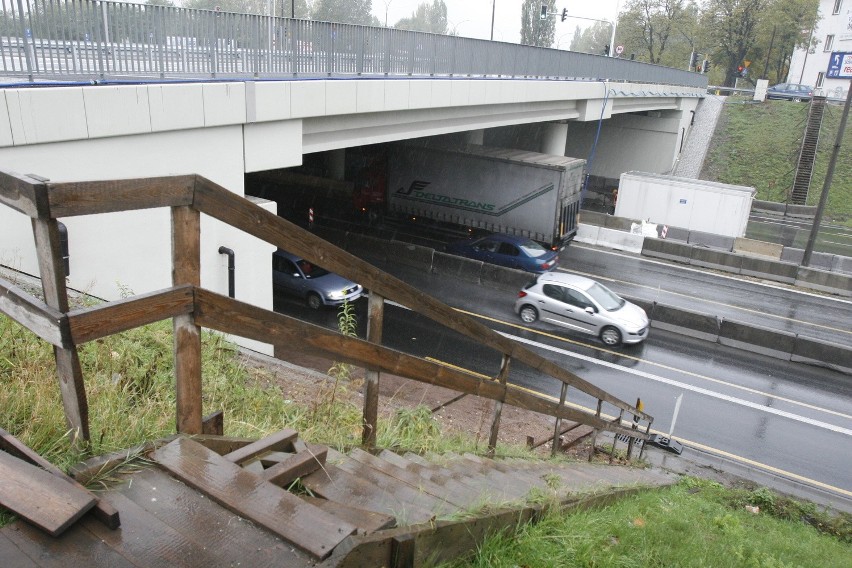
[541,122,569,156]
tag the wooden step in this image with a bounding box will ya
[0,449,96,537]
[301,462,435,526]
[300,495,396,534]
[378,450,484,506]
[153,437,355,560]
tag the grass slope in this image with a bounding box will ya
[704,99,852,225]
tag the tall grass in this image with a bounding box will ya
[441,477,851,567]
[706,99,852,224]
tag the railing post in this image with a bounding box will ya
[638,420,652,461]
[30,179,89,447]
[486,354,510,457]
[588,399,603,462]
[362,292,384,448]
[609,409,624,463]
[626,397,641,460]
[172,205,202,435]
[551,382,568,457]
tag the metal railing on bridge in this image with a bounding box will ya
[1,0,706,88]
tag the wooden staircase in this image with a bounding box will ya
[0,431,676,567]
[790,96,827,204]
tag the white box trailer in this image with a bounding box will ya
[614,172,755,238]
[387,144,585,248]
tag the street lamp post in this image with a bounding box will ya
[383,0,393,27]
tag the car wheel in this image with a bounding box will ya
[600,326,622,346]
[792,97,802,102]
[519,305,538,323]
[307,293,323,310]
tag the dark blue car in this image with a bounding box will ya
[444,234,559,273]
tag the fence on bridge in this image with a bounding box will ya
[1,0,706,88]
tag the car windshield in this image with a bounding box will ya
[518,239,549,258]
[296,259,329,279]
[586,282,625,311]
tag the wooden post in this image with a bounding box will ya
[609,409,624,463]
[626,398,641,460]
[31,206,90,446]
[638,421,652,461]
[486,354,510,457]
[551,382,568,457]
[588,399,603,462]
[362,292,384,448]
[172,206,202,435]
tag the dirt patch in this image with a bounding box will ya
[242,346,595,458]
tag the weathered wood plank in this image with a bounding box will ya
[0,276,65,347]
[301,462,435,526]
[201,410,224,435]
[260,445,327,487]
[222,428,298,465]
[31,213,89,444]
[0,428,120,530]
[46,175,196,218]
[194,290,649,441]
[363,292,384,448]
[0,170,41,217]
[192,176,651,422]
[0,531,39,568]
[67,285,194,344]
[301,496,396,534]
[117,467,310,567]
[187,434,253,455]
[172,205,202,435]
[0,450,96,536]
[152,437,355,559]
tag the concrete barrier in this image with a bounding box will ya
[791,336,852,375]
[387,240,434,270]
[795,267,852,297]
[690,247,743,274]
[781,248,834,271]
[833,255,852,275]
[718,319,796,361]
[641,238,693,264]
[431,252,482,283]
[739,256,798,284]
[687,231,735,251]
[479,264,534,292]
[663,226,690,242]
[603,215,636,232]
[733,237,782,260]
[597,227,644,253]
[650,304,720,342]
[345,233,388,263]
[578,210,608,227]
[575,224,601,245]
[751,200,786,214]
[784,204,817,218]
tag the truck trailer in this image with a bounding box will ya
[385,144,585,249]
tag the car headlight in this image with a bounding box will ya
[328,290,346,300]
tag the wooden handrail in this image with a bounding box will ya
[0,275,66,348]
[67,285,195,344]
[0,171,43,217]
[194,289,650,441]
[192,175,653,423]
[46,176,196,218]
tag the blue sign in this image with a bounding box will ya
[827,52,852,79]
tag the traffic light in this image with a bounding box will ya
[540,4,548,19]
[561,8,568,22]
[702,60,710,73]
[603,44,610,56]
[737,65,747,77]
[690,51,699,69]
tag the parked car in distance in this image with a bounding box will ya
[514,272,649,346]
[766,83,813,102]
[272,249,363,309]
[444,234,559,273]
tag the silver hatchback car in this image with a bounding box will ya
[272,250,363,309]
[514,272,649,346]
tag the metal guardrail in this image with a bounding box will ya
[1,0,707,88]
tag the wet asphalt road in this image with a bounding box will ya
[273,245,852,508]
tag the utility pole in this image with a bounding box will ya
[802,83,851,266]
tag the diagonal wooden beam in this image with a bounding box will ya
[45,175,196,218]
[0,276,66,347]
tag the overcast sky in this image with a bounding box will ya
[371,1,622,46]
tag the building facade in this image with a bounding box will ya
[788,0,851,98]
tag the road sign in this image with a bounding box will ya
[615,44,624,55]
[827,52,852,79]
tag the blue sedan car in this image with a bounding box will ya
[444,234,559,273]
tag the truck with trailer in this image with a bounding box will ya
[381,143,585,250]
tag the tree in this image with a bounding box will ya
[753,0,819,83]
[520,0,556,47]
[394,1,448,34]
[569,21,613,54]
[702,0,769,87]
[311,0,375,25]
[617,0,691,64]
